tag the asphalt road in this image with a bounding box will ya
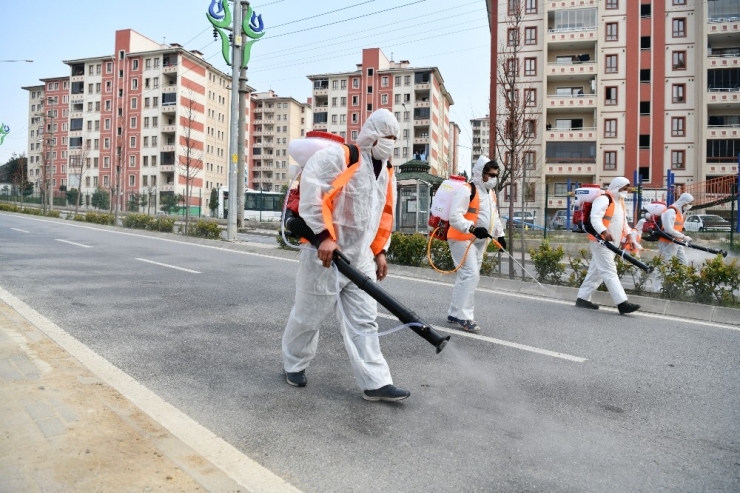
[1,213,739,493]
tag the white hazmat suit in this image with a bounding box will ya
[447,156,504,322]
[282,109,399,391]
[659,192,694,265]
[577,177,634,305]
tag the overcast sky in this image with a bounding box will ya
[0,0,491,173]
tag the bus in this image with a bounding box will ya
[216,186,283,221]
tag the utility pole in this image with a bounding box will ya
[236,3,249,229]
[226,1,244,240]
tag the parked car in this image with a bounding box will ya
[550,209,580,230]
[683,214,732,232]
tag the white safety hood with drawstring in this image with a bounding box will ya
[659,192,694,265]
[282,109,400,392]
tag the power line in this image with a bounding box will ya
[270,0,377,29]
[265,0,428,39]
[252,5,483,62]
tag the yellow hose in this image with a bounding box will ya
[426,227,476,274]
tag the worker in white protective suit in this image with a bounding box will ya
[445,156,504,332]
[575,177,641,315]
[282,109,411,402]
[659,192,694,266]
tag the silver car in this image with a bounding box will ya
[683,214,732,232]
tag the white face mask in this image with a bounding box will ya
[484,178,497,191]
[619,191,628,199]
[371,138,394,161]
[684,204,692,212]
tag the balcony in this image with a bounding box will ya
[160,164,175,172]
[548,0,597,9]
[161,145,175,153]
[162,63,178,74]
[162,84,178,93]
[314,104,329,112]
[413,118,430,127]
[414,82,430,90]
[70,75,84,83]
[706,90,740,104]
[161,104,177,113]
[313,89,328,96]
[708,17,740,32]
[414,101,430,108]
[547,61,597,77]
[546,128,597,141]
[413,136,429,144]
[313,122,327,130]
[159,184,175,192]
[546,93,597,109]
[161,124,176,133]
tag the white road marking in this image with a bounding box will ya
[4,213,739,332]
[10,228,29,233]
[55,239,92,248]
[0,286,303,493]
[135,258,201,274]
[376,313,588,362]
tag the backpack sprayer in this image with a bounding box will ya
[575,185,654,273]
[641,201,728,257]
[282,132,450,354]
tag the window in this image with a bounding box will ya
[604,151,617,170]
[524,88,536,107]
[673,51,686,70]
[524,151,536,170]
[367,85,373,94]
[639,135,650,149]
[352,95,359,106]
[129,175,135,187]
[130,136,136,148]
[106,62,112,73]
[606,0,618,8]
[672,84,685,103]
[505,182,518,202]
[673,0,686,4]
[351,131,358,141]
[640,101,650,115]
[605,54,618,73]
[673,18,686,37]
[352,113,359,124]
[404,75,411,85]
[352,78,360,89]
[129,156,136,168]
[672,117,685,137]
[641,4,651,17]
[524,120,536,138]
[132,59,139,70]
[341,79,347,89]
[671,150,685,169]
[604,119,617,138]
[524,58,536,76]
[381,76,389,87]
[367,68,374,77]
[606,23,618,41]
[525,0,537,14]
[508,28,519,46]
[340,97,346,106]
[641,36,651,50]
[605,87,618,105]
[381,94,388,104]
[332,80,338,90]
[640,69,651,83]
[131,97,138,109]
[525,27,536,45]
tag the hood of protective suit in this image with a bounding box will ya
[471,155,495,191]
[674,192,694,207]
[607,177,630,193]
[356,109,400,150]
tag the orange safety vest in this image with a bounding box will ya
[658,205,683,244]
[318,146,394,255]
[587,191,627,242]
[447,183,480,241]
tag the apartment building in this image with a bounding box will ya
[470,116,492,170]
[250,90,311,191]
[23,29,237,214]
[486,0,740,216]
[306,48,457,177]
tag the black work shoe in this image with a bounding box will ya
[618,301,641,315]
[362,384,411,402]
[285,370,307,387]
[575,298,599,310]
[447,315,460,324]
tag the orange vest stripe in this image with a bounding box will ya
[370,167,395,255]
[658,205,684,243]
[447,184,479,241]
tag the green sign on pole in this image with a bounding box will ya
[0,124,9,146]
[207,0,265,67]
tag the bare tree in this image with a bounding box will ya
[179,91,204,234]
[69,139,91,214]
[493,1,541,279]
[10,153,29,209]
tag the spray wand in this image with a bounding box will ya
[651,229,728,257]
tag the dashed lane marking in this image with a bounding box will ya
[135,258,201,274]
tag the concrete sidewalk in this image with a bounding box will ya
[0,299,245,492]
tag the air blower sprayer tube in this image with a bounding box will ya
[595,234,655,273]
[652,229,728,257]
[284,211,450,354]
